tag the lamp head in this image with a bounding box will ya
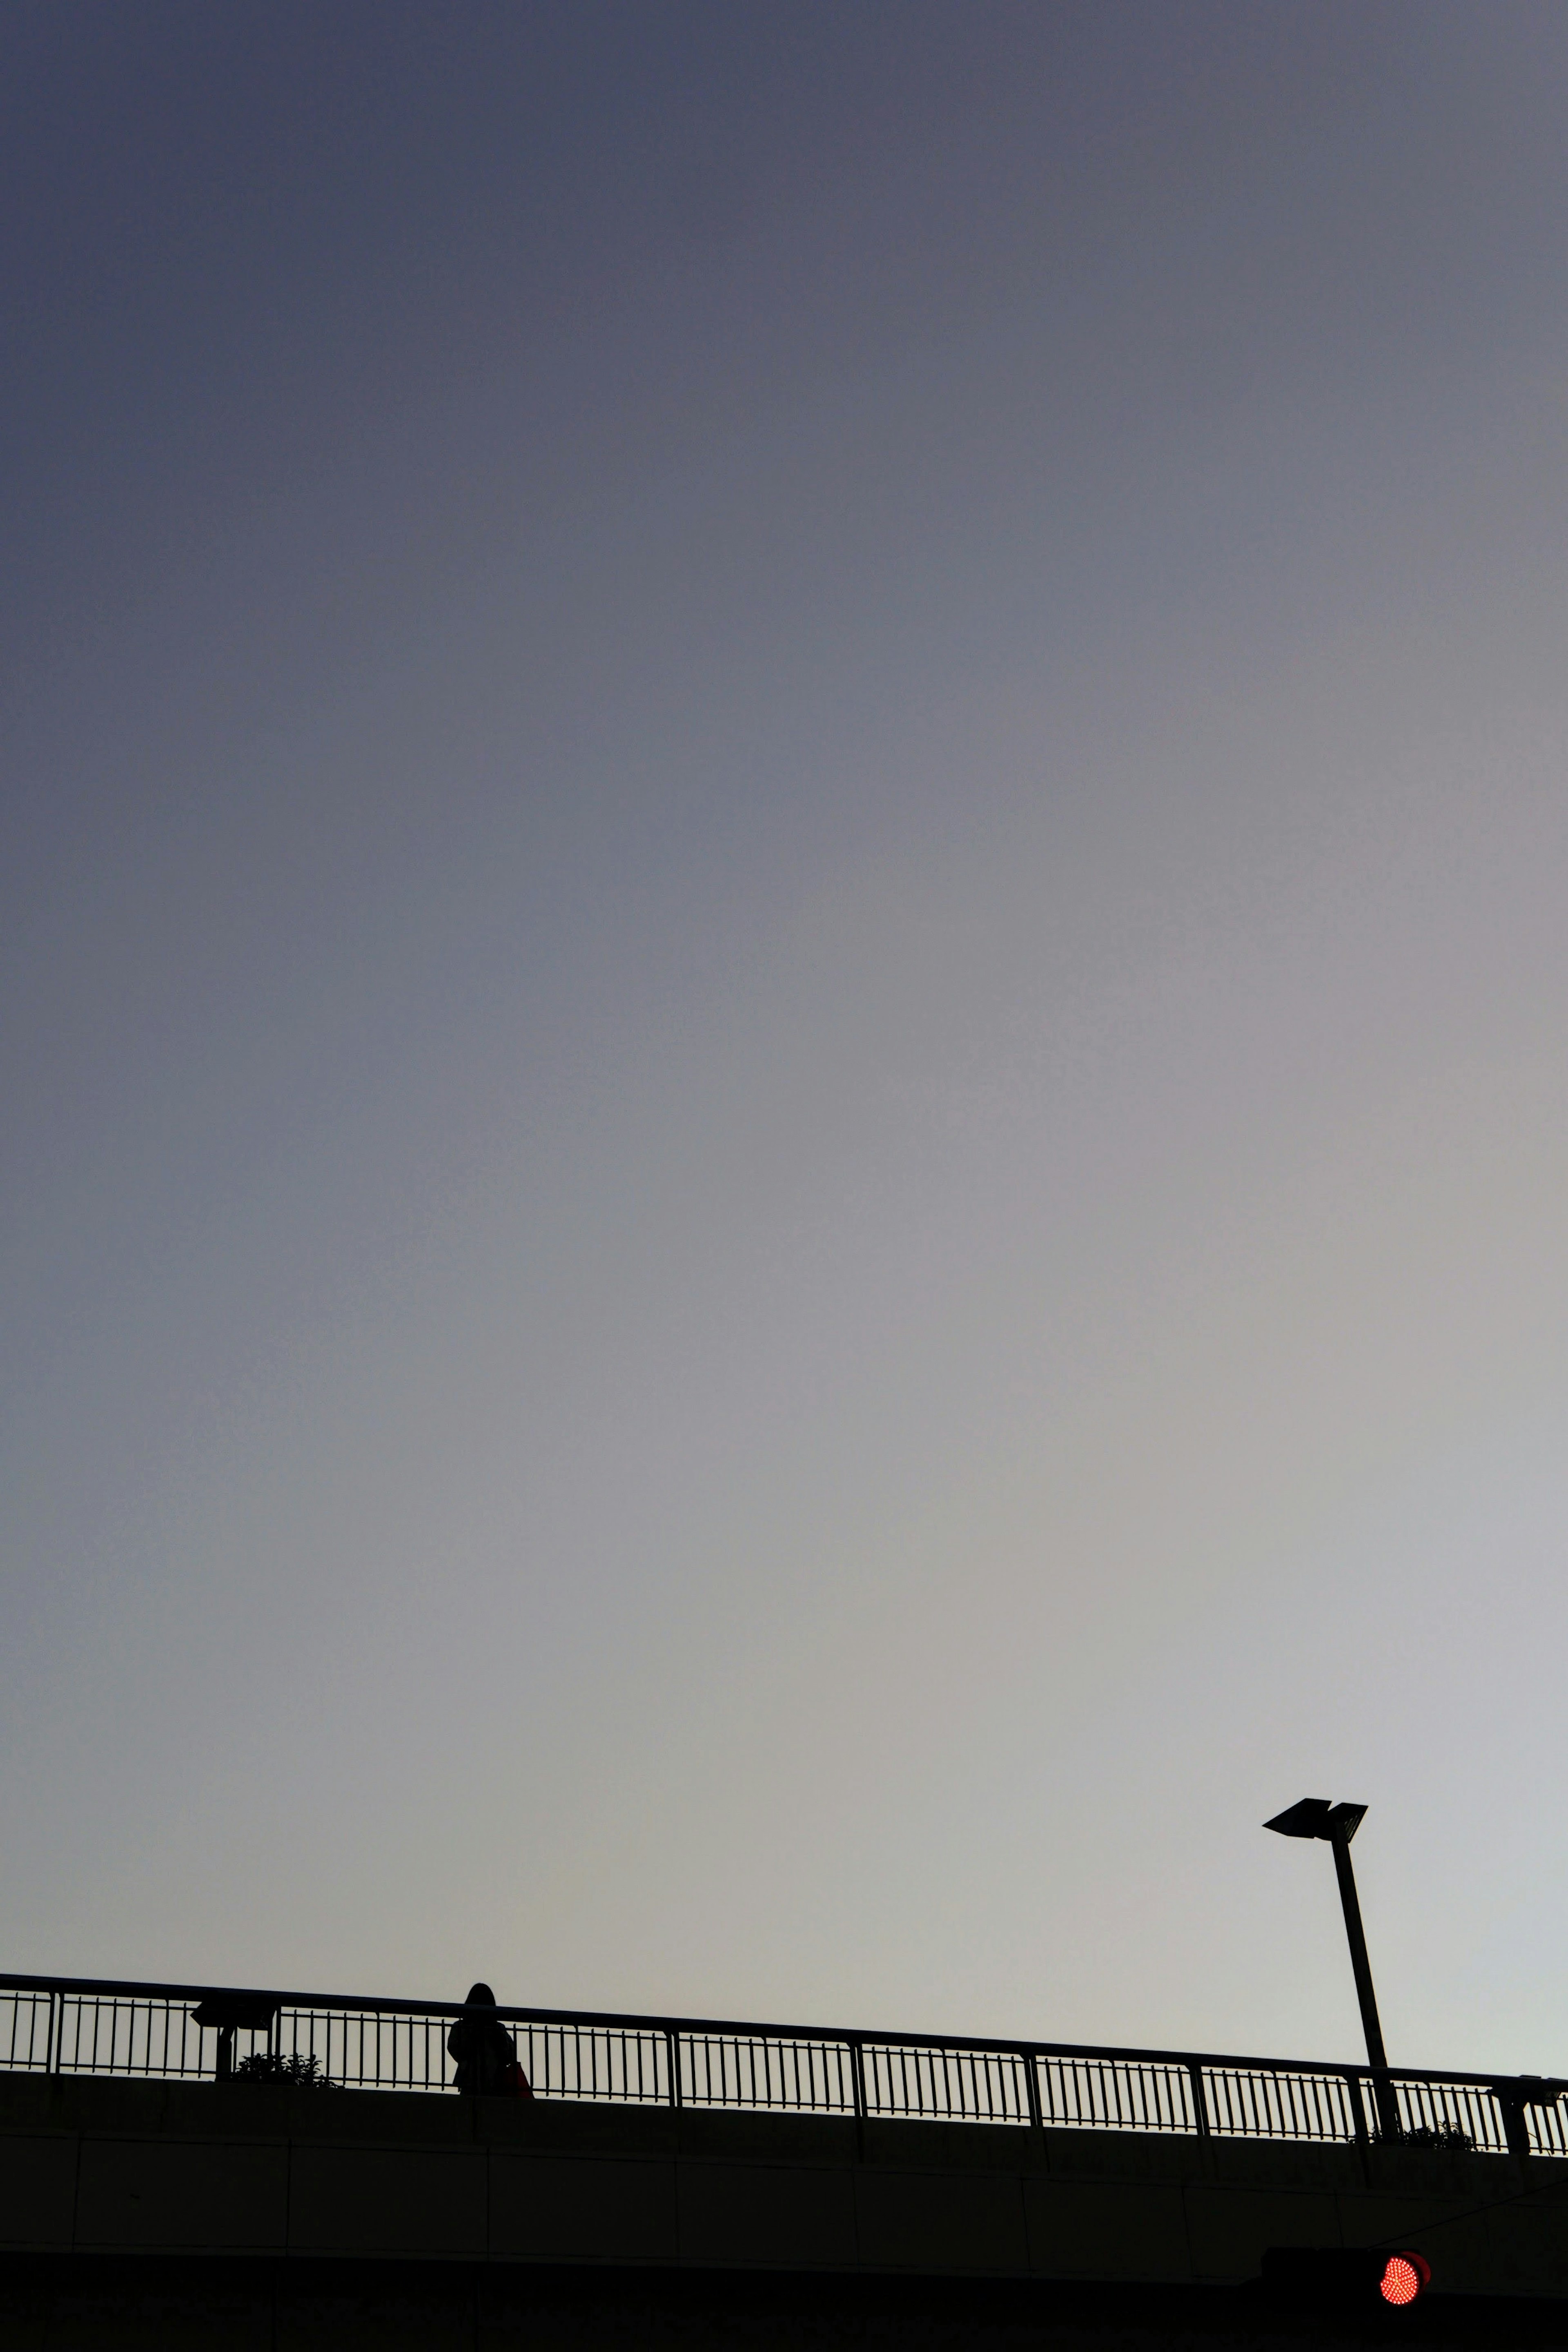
[1264,1799,1367,1844]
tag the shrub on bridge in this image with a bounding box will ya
[233,2051,336,2088]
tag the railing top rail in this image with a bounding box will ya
[0,1971,1546,2094]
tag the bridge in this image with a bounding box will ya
[4,1971,1568,2345]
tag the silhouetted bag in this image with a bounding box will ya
[503,2060,533,2099]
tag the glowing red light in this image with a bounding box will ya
[1379,2253,1430,2306]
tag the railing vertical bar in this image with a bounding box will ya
[1024,2049,1044,2133]
[848,2038,867,2124]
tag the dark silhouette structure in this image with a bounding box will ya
[6,1965,1568,2345]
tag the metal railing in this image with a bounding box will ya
[3,1971,1564,2157]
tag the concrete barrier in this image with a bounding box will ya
[3,2067,1567,2337]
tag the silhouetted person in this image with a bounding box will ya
[448,1982,525,2096]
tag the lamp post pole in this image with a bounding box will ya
[1329,1833,1386,2074]
[1265,1798,1399,2140]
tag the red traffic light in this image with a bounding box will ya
[1379,2252,1431,2307]
[1259,2246,1431,2309]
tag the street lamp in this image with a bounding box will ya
[1265,1797,1399,2138]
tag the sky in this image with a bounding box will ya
[4,0,1568,2077]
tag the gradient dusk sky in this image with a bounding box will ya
[5,1,1568,2074]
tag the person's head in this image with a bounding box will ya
[464,1982,497,2008]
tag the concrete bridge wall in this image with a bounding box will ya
[3,2071,1568,2344]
